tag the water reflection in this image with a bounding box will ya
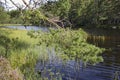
[36,29,120,80]
[86,29,120,80]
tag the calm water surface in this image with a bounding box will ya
[85,29,120,80]
[2,25,49,31]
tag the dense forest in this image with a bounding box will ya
[0,0,120,80]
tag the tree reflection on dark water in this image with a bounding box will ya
[36,29,120,80]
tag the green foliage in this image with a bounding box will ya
[4,10,23,24]
[0,27,104,80]
[21,10,47,26]
[0,28,41,80]
[0,35,11,57]
[68,0,120,28]
[9,48,39,69]
[8,10,21,18]
[69,0,94,26]
[56,0,71,19]
[0,7,10,24]
[41,0,120,28]
[0,29,11,57]
[0,8,22,24]
[41,0,71,19]
[0,28,32,57]
[29,28,104,64]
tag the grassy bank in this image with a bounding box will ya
[0,28,42,80]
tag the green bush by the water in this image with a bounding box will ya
[28,28,104,64]
[0,28,104,80]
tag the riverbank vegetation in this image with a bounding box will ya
[0,0,118,80]
[0,27,104,79]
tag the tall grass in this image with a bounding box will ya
[0,28,42,80]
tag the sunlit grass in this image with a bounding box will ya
[0,28,42,80]
[0,28,39,45]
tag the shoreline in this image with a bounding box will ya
[0,24,22,27]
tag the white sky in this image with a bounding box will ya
[2,0,29,10]
[2,0,53,10]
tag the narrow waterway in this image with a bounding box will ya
[0,25,49,31]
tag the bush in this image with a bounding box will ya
[28,28,105,64]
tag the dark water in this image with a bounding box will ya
[85,29,120,80]
[35,29,120,80]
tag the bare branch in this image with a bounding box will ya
[33,0,38,8]
[9,0,21,10]
[47,18,61,29]
[22,0,31,9]
[8,0,61,28]
[29,0,32,5]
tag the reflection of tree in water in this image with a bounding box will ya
[35,47,85,80]
[24,25,27,29]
